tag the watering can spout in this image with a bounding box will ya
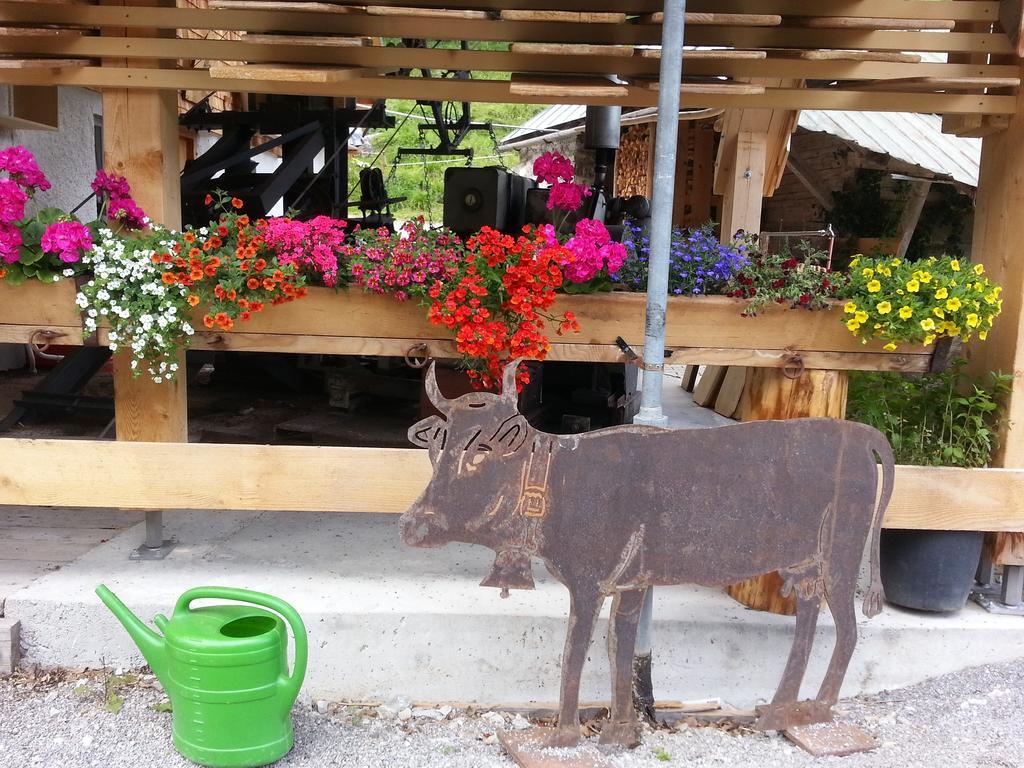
[96,584,168,681]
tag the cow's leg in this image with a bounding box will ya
[817,576,858,706]
[599,588,646,747]
[543,586,603,748]
[753,589,824,731]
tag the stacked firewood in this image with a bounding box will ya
[614,124,653,199]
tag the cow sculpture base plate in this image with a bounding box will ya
[403,360,894,748]
[498,730,615,768]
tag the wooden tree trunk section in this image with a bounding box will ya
[727,368,849,615]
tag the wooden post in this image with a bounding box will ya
[102,0,187,551]
[966,63,1024,572]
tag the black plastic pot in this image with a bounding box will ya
[879,530,985,612]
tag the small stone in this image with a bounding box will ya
[510,714,531,731]
[411,708,446,721]
[397,708,413,722]
[82,735,94,748]
[315,700,330,715]
[481,711,506,727]
[379,697,410,718]
[114,667,124,676]
[48,707,58,716]
[482,734,499,746]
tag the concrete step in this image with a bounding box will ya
[5,511,1023,707]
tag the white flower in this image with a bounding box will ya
[62,269,75,277]
[87,309,98,318]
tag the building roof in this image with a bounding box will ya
[502,105,982,187]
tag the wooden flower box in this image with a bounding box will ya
[0,280,933,372]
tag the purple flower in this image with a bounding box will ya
[91,169,132,199]
[0,179,28,224]
[0,223,22,264]
[0,146,50,192]
[41,220,92,263]
[108,197,147,230]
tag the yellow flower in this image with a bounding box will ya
[861,267,874,278]
[896,289,905,295]
[874,323,883,329]
[950,259,961,271]
[855,310,869,324]
[966,313,979,328]
[877,266,892,277]
[946,297,962,312]
[973,263,984,276]
[850,255,861,268]
[867,279,882,293]
[919,271,932,283]
[932,307,945,319]
[898,305,913,319]
[979,330,988,340]
[846,319,861,332]
[876,301,892,314]
[891,258,902,267]
[844,301,857,314]
[923,334,936,345]
[883,342,897,351]
[943,322,961,335]
[906,279,919,292]
[935,287,948,300]
[920,318,936,332]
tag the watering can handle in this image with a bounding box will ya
[174,587,308,703]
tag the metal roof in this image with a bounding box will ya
[503,103,981,187]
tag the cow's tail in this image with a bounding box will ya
[863,429,895,618]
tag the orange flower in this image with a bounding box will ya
[240,311,251,321]
[150,254,162,264]
[214,285,225,299]
[236,216,250,228]
[161,272,175,285]
[214,312,229,324]
[0,268,7,280]
[183,232,196,244]
[188,247,201,259]
[272,270,284,282]
[253,258,267,272]
[161,253,173,263]
[217,225,229,237]
[174,257,187,268]
[203,314,215,328]
[226,289,236,301]
[231,197,244,209]
[250,301,264,313]
[262,277,276,290]
[239,260,251,271]
[296,287,308,298]
[187,294,200,307]
[190,268,203,281]
[237,298,249,310]
[246,277,260,290]
[204,264,217,277]
[207,256,221,268]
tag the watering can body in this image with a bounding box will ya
[96,585,307,768]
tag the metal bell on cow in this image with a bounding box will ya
[96,584,307,768]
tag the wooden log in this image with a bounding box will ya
[713,365,747,418]
[729,368,849,614]
[692,365,728,407]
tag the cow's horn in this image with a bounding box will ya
[424,362,450,415]
[502,358,525,403]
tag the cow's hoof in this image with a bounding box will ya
[534,726,581,749]
[598,720,642,748]
[754,700,833,732]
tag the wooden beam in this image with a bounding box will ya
[894,180,931,258]
[0,85,58,130]
[2,35,1020,84]
[0,439,1020,532]
[1000,0,1024,57]
[718,131,768,235]
[786,153,834,212]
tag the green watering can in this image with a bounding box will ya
[96,584,308,768]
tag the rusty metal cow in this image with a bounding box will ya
[400,360,894,747]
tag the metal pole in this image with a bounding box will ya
[634,0,686,430]
[144,510,163,549]
[631,0,687,722]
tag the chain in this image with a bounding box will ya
[416,120,435,225]
[486,121,509,171]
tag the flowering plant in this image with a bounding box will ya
[427,225,579,389]
[616,221,750,296]
[259,214,349,288]
[344,217,464,301]
[76,226,193,382]
[726,239,844,316]
[0,146,149,285]
[842,254,1002,350]
[533,151,591,213]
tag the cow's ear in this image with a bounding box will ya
[493,415,530,455]
[409,415,445,450]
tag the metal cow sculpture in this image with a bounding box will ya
[401,360,894,747]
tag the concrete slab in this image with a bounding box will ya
[6,511,1023,706]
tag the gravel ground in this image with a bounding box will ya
[1,660,1022,768]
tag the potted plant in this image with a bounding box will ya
[846,361,1011,611]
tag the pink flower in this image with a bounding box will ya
[91,169,132,199]
[533,151,575,185]
[0,179,28,224]
[41,220,92,264]
[0,146,50,192]
[561,218,626,283]
[547,181,591,212]
[0,223,21,264]
[108,197,147,229]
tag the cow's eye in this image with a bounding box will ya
[477,443,492,452]
[467,451,488,471]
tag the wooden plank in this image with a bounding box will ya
[856,75,1022,91]
[640,12,781,26]
[0,439,1020,532]
[789,16,956,30]
[680,364,699,391]
[499,10,626,23]
[692,365,728,407]
[208,63,376,82]
[991,532,1024,566]
[510,42,634,58]
[509,75,628,98]
[0,58,88,67]
[1000,0,1024,58]
[795,49,922,63]
[639,48,768,60]
[241,33,368,46]
[208,0,365,11]
[0,4,1011,53]
[713,365,747,418]
[634,79,768,95]
[366,5,486,18]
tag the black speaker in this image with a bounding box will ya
[443,167,535,236]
